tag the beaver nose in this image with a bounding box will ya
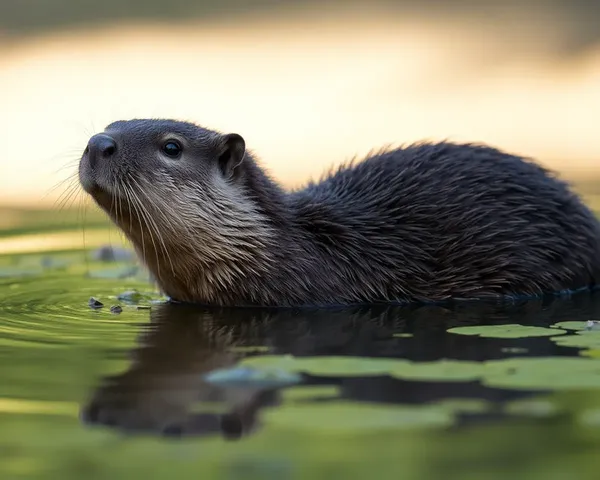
[85,134,117,169]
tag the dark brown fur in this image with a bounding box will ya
[78,119,600,307]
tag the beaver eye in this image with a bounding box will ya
[162,140,182,158]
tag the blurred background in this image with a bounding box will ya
[0,0,599,209]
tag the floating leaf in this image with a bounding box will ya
[579,408,600,427]
[393,333,413,338]
[503,398,558,417]
[203,366,302,388]
[390,360,484,382]
[262,402,455,432]
[241,355,407,377]
[551,332,600,350]
[243,356,482,383]
[447,324,566,338]
[482,357,600,390]
[282,386,341,402]
[581,349,600,359]
[429,398,491,414]
[240,355,600,392]
[551,321,593,331]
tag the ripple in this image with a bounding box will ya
[0,268,160,351]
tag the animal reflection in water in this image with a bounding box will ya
[80,294,600,440]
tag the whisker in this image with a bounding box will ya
[127,178,167,276]
[52,159,82,175]
[137,176,196,245]
[123,181,148,267]
[77,190,89,268]
[128,175,176,274]
[54,182,81,212]
[45,171,79,201]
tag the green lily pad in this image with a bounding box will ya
[447,324,566,338]
[551,321,593,331]
[393,333,413,338]
[503,398,558,417]
[579,408,600,427]
[481,357,600,390]
[390,360,484,382]
[203,366,302,388]
[429,398,491,414]
[581,349,600,359]
[282,386,341,402]
[240,355,406,377]
[242,356,483,383]
[551,332,600,350]
[262,402,455,432]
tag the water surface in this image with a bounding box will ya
[2,244,600,479]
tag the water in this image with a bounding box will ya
[2,246,600,479]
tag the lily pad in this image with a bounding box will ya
[447,324,566,338]
[551,332,600,350]
[551,321,593,331]
[393,333,413,338]
[390,360,484,382]
[581,349,600,359]
[240,355,407,377]
[481,357,600,390]
[503,398,558,417]
[203,366,302,388]
[262,402,455,432]
[242,356,483,383]
[579,408,600,427]
[429,398,491,414]
[282,386,341,402]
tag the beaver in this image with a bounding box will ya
[78,119,600,307]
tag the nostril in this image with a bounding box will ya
[86,134,117,167]
[102,144,116,157]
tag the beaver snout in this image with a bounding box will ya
[85,134,117,170]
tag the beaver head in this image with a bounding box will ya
[79,119,281,304]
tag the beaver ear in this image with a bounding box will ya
[218,133,246,179]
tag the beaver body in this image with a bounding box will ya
[78,119,600,307]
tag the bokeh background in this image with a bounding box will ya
[1,0,599,210]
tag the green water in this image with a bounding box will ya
[2,215,600,479]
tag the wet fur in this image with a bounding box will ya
[79,120,600,307]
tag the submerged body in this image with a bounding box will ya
[78,119,600,307]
